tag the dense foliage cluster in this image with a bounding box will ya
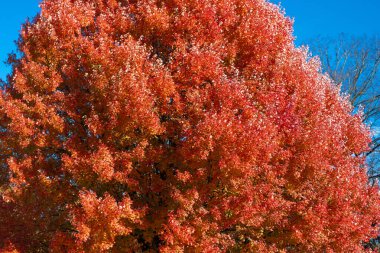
[0,0,379,252]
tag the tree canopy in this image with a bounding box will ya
[0,0,379,252]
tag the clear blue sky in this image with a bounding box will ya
[0,1,40,80]
[1,0,380,80]
[271,0,380,43]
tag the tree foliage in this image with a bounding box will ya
[0,0,379,252]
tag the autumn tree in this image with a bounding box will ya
[0,0,379,252]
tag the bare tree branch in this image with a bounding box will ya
[306,34,380,174]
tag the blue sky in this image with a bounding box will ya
[1,0,380,80]
[0,1,40,80]
[271,0,380,42]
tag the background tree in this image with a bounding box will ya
[0,0,379,252]
[306,34,380,180]
[307,34,380,251]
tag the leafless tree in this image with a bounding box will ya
[306,34,380,180]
